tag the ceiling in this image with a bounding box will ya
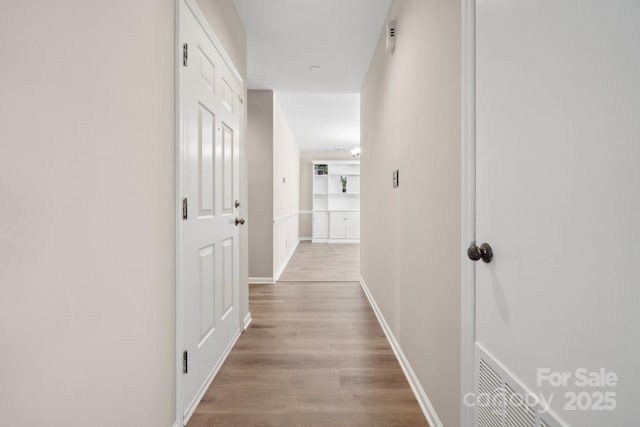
[235,0,392,151]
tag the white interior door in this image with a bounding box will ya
[180,3,242,421]
[473,1,640,426]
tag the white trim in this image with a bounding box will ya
[273,238,299,282]
[248,277,275,285]
[460,0,477,426]
[359,276,443,427]
[312,159,360,165]
[312,238,359,244]
[172,422,181,427]
[273,210,299,224]
[298,210,313,215]
[243,312,252,330]
[182,329,241,424]
[299,236,313,241]
[174,1,184,426]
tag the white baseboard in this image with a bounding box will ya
[243,312,252,330]
[248,277,274,285]
[359,276,443,427]
[182,329,241,424]
[172,422,181,427]
[273,239,299,282]
[311,238,360,244]
[299,236,312,241]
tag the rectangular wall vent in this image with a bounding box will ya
[475,345,567,427]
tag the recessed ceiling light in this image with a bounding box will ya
[309,65,322,70]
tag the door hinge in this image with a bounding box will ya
[183,43,188,66]
[238,95,244,105]
[182,198,188,220]
[183,350,188,374]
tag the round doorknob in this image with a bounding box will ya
[467,241,493,263]
[235,217,245,226]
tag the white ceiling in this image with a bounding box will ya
[235,0,392,151]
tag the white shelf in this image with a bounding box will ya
[312,161,361,242]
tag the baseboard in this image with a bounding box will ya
[310,239,360,244]
[299,236,312,241]
[243,312,252,330]
[273,239,299,282]
[359,276,444,427]
[182,329,242,424]
[248,277,274,285]
[172,422,181,427]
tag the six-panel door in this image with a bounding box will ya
[181,5,242,420]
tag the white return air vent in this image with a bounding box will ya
[475,345,567,427]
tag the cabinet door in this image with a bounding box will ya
[312,212,329,239]
[329,212,346,239]
[345,212,360,239]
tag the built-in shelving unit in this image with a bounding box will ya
[312,160,360,243]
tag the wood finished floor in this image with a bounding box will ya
[277,242,360,282]
[188,281,428,427]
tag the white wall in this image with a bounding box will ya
[247,90,274,278]
[360,0,461,426]
[299,150,355,238]
[0,1,247,426]
[272,94,301,277]
[246,92,300,281]
[0,2,175,426]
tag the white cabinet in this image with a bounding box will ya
[345,212,360,239]
[329,212,346,239]
[328,211,359,241]
[312,211,329,239]
[312,160,360,243]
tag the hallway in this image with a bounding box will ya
[188,247,427,426]
[278,242,360,282]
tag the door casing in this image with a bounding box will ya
[460,1,476,425]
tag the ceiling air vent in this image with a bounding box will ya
[386,20,396,54]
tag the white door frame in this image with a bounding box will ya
[174,0,248,425]
[460,0,476,425]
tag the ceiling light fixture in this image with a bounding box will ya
[309,65,322,70]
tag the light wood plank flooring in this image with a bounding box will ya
[277,242,360,282]
[188,281,428,427]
